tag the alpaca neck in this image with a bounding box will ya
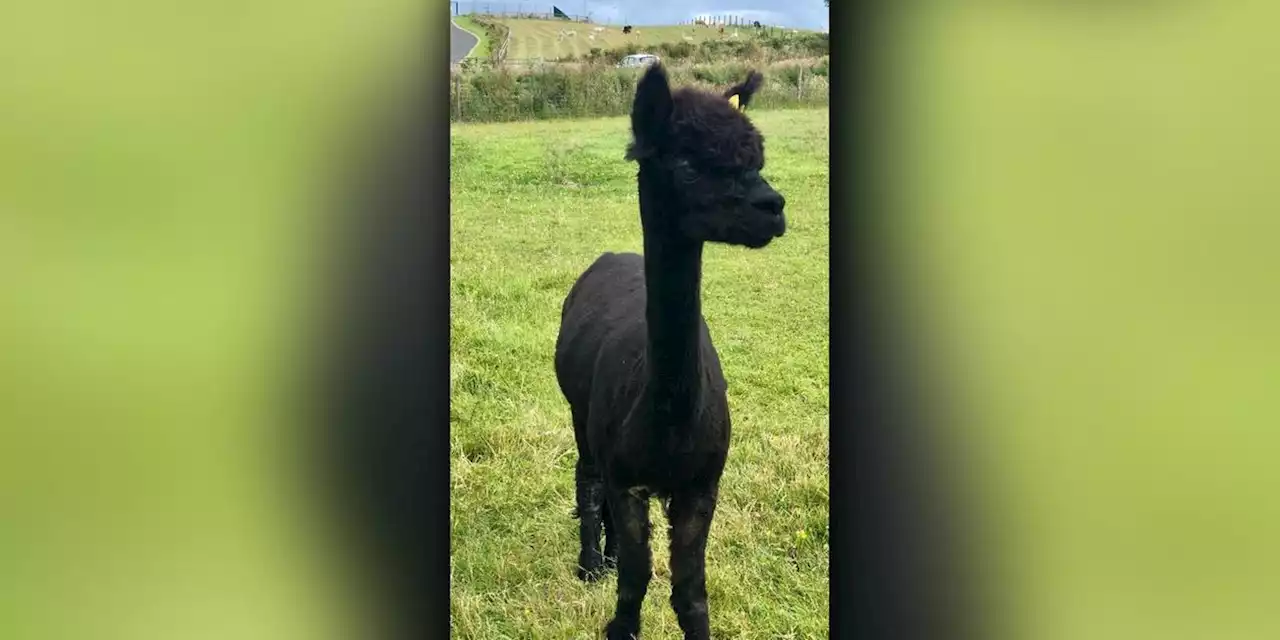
[639,170,706,425]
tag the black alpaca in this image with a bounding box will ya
[554,64,783,640]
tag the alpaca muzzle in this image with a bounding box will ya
[747,181,787,237]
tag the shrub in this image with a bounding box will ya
[548,29,822,65]
[450,58,829,123]
[471,16,511,64]
[654,41,696,61]
[809,57,829,78]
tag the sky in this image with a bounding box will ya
[452,0,829,30]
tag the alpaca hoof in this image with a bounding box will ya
[577,564,608,582]
[604,617,640,639]
[578,548,617,582]
[577,555,613,582]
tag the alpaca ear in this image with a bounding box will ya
[723,70,764,110]
[628,63,672,159]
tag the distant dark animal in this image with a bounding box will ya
[623,25,632,34]
[555,64,782,640]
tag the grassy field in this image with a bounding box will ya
[453,15,490,59]
[499,18,789,60]
[449,109,831,638]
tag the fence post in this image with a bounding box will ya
[454,74,463,121]
[798,66,804,101]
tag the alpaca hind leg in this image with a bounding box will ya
[601,492,618,570]
[604,487,652,640]
[667,490,718,640]
[574,457,609,582]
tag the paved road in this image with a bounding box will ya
[451,20,479,64]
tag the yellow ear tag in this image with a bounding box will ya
[728,94,741,110]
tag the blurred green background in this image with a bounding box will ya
[886,2,1280,638]
[1,2,428,637]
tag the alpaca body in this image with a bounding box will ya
[555,63,782,640]
[555,251,730,497]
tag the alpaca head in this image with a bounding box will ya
[626,63,786,249]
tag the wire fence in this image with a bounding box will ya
[680,15,760,27]
[451,2,590,22]
[678,21,794,39]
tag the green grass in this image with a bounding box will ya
[500,19,789,60]
[453,15,490,59]
[449,109,831,638]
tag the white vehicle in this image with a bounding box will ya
[617,53,660,68]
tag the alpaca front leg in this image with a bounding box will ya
[667,490,718,640]
[605,487,652,640]
[575,459,609,581]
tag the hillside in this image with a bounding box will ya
[498,18,805,61]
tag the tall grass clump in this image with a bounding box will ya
[450,58,829,123]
